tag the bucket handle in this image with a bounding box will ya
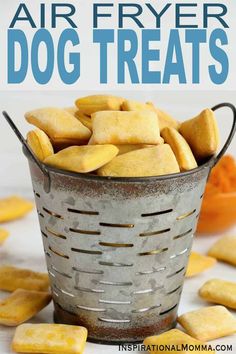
[2,111,51,193]
[211,103,236,166]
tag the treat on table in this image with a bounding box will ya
[208,235,236,266]
[178,305,236,341]
[12,323,88,354]
[0,229,9,245]
[0,196,33,223]
[143,328,215,354]
[185,252,216,278]
[0,266,49,292]
[199,279,236,309]
[0,289,51,326]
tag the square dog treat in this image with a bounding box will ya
[162,127,197,171]
[75,111,92,131]
[25,107,91,145]
[178,306,236,341]
[27,129,54,162]
[0,289,51,326]
[147,102,180,131]
[12,323,88,354]
[199,279,236,309]
[64,106,78,116]
[0,229,9,245]
[179,108,220,160]
[91,110,162,145]
[122,99,154,112]
[115,144,157,155]
[0,266,49,292]
[98,144,180,177]
[208,235,236,266]
[144,329,214,354]
[75,94,124,115]
[44,145,119,173]
[0,196,33,223]
[186,252,216,278]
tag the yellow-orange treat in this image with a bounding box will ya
[144,329,214,354]
[75,111,92,131]
[0,266,49,292]
[186,252,216,278]
[178,306,236,341]
[208,235,236,266]
[64,107,78,116]
[0,196,33,223]
[98,144,180,177]
[199,279,236,309]
[147,102,180,131]
[44,145,119,173]
[115,144,158,155]
[179,109,220,160]
[27,129,54,161]
[122,99,154,112]
[25,108,91,146]
[0,229,9,245]
[91,110,162,145]
[76,94,124,115]
[12,323,88,354]
[162,127,197,171]
[0,289,51,326]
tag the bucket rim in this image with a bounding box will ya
[24,146,213,184]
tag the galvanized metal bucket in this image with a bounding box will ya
[3,103,236,344]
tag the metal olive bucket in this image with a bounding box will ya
[3,103,236,344]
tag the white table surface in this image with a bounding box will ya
[0,90,236,353]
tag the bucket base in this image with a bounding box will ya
[53,303,177,344]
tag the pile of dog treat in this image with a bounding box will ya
[24,95,220,177]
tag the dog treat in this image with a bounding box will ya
[162,127,198,171]
[64,107,78,116]
[115,144,158,155]
[75,111,92,131]
[0,266,49,292]
[44,145,119,173]
[122,99,154,112]
[25,107,91,146]
[98,144,180,177]
[76,94,124,115]
[144,328,214,354]
[208,235,236,266]
[91,110,162,145]
[0,196,33,223]
[178,306,236,341]
[0,289,51,326]
[0,229,9,245]
[186,252,216,277]
[199,279,236,309]
[147,102,180,131]
[27,129,54,161]
[179,109,220,160]
[12,323,88,354]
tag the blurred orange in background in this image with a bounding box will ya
[197,155,236,234]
